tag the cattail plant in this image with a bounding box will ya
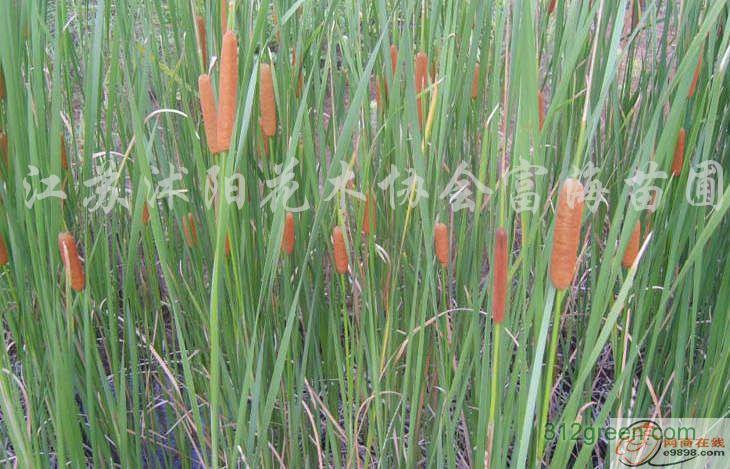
[362,192,376,236]
[493,228,508,323]
[259,63,277,138]
[0,233,8,266]
[415,51,429,128]
[196,15,208,68]
[549,178,584,290]
[538,90,546,130]
[58,232,84,292]
[182,213,198,247]
[688,53,702,98]
[199,74,219,153]
[218,31,238,152]
[471,63,480,100]
[672,128,686,177]
[332,226,348,274]
[282,212,295,254]
[621,221,641,269]
[434,222,449,268]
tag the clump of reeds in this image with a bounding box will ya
[58,232,85,291]
[549,178,584,290]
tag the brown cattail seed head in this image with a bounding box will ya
[672,128,686,177]
[58,232,85,292]
[142,202,150,225]
[471,63,480,99]
[621,221,641,269]
[221,0,228,33]
[415,51,429,128]
[332,226,348,274]
[196,15,208,68]
[549,178,584,290]
[390,45,398,75]
[199,74,219,153]
[60,135,68,170]
[218,31,238,152]
[493,228,508,323]
[363,193,376,236]
[0,233,8,266]
[434,222,449,268]
[548,0,557,14]
[282,212,295,255]
[259,63,277,137]
[688,53,702,98]
[538,90,546,130]
[182,213,198,247]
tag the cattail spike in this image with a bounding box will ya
[672,128,686,177]
[0,233,8,266]
[58,232,85,292]
[549,179,584,290]
[434,222,449,268]
[493,228,508,323]
[142,202,150,225]
[363,192,376,236]
[199,74,220,153]
[471,63,480,100]
[218,31,238,152]
[182,213,198,247]
[390,45,398,75]
[259,63,277,137]
[538,90,546,130]
[415,51,429,128]
[688,53,702,98]
[60,135,68,170]
[221,0,228,33]
[196,15,208,68]
[548,0,557,14]
[282,212,295,254]
[332,226,348,274]
[621,221,641,269]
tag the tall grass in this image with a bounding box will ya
[0,0,728,467]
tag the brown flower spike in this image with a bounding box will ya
[259,63,277,137]
[282,212,295,255]
[332,226,348,274]
[549,179,584,290]
[218,31,238,152]
[58,232,85,292]
[621,221,641,269]
[434,222,449,268]
[198,74,219,153]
